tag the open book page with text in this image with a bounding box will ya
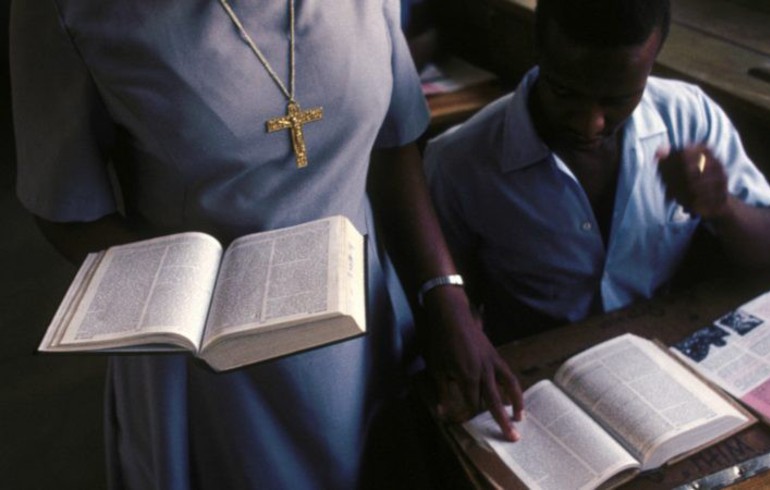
[673,291,770,422]
[555,334,750,471]
[202,217,350,348]
[37,215,367,369]
[46,233,223,351]
[464,380,639,490]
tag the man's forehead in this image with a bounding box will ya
[540,18,662,55]
[538,20,661,87]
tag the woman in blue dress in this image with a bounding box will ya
[11,0,523,488]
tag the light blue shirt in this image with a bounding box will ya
[425,67,770,335]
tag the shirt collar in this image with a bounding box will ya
[501,67,550,173]
[501,68,668,173]
[628,85,668,142]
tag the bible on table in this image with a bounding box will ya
[459,333,754,490]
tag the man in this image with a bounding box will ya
[424,0,770,436]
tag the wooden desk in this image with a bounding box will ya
[662,0,770,122]
[427,271,770,489]
[426,80,504,134]
[665,0,770,119]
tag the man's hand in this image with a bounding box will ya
[657,146,730,220]
[422,286,524,442]
[657,145,770,268]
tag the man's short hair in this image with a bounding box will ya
[534,0,671,49]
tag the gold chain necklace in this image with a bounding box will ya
[218,0,323,168]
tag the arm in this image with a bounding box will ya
[368,143,523,441]
[658,146,770,268]
[36,213,151,266]
[712,197,770,268]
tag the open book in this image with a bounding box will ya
[38,215,366,371]
[673,290,770,424]
[461,333,753,490]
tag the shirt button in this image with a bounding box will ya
[581,221,593,231]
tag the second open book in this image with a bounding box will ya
[461,333,753,490]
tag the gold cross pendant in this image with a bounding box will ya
[266,101,324,168]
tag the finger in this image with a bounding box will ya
[697,153,706,175]
[657,150,685,200]
[481,373,519,442]
[688,152,730,217]
[691,178,729,217]
[683,145,709,173]
[438,378,474,422]
[496,362,525,422]
[456,372,482,416]
[665,148,708,209]
[699,151,727,184]
[435,375,452,419]
[686,151,707,182]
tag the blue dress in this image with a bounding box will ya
[11,0,430,488]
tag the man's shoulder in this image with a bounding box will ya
[424,93,514,173]
[636,76,724,137]
[429,93,513,148]
[643,77,710,112]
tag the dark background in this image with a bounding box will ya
[1,4,107,489]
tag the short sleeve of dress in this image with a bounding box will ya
[11,0,117,222]
[373,0,430,149]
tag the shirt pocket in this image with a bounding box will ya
[647,217,699,283]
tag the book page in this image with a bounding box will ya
[555,334,749,470]
[673,291,770,421]
[58,233,222,349]
[463,380,639,490]
[202,218,338,344]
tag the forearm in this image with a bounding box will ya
[36,213,151,265]
[710,196,770,268]
[368,143,459,305]
[368,143,524,434]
